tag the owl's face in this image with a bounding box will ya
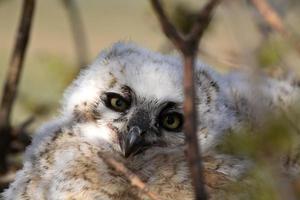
[63,42,227,157]
[97,83,186,157]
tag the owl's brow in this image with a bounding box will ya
[121,85,133,101]
[160,101,182,113]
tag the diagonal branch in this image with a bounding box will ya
[150,0,186,53]
[98,152,161,200]
[250,0,288,37]
[151,0,221,199]
[250,0,300,55]
[187,0,220,44]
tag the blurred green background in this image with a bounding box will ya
[0,0,300,130]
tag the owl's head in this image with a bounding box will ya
[62,42,233,157]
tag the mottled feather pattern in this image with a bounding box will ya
[3,42,299,200]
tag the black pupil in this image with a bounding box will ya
[166,115,175,124]
[116,99,123,107]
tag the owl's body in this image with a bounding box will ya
[3,119,243,200]
[3,42,299,199]
[4,120,192,200]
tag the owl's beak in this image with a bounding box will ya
[123,126,144,158]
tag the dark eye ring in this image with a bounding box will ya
[104,93,130,112]
[159,112,183,132]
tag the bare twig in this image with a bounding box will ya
[62,0,89,68]
[0,0,35,128]
[98,152,161,200]
[250,0,300,54]
[150,0,186,53]
[186,0,221,45]
[251,0,287,36]
[0,0,35,173]
[151,0,220,199]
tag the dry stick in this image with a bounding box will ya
[0,0,35,128]
[251,0,287,36]
[150,0,220,199]
[62,0,89,68]
[0,0,35,173]
[98,153,161,200]
[250,0,300,54]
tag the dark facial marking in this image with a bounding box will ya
[121,85,133,102]
[196,70,220,92]
[73,101,99,123]
[108,72,117,88]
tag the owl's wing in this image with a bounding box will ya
[2,120,141,200]
[223,72,300,127]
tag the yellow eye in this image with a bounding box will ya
[161,113,183,131]
[110,97,128,111]
[104,93,130,112]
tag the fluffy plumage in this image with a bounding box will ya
[3,42,299,200]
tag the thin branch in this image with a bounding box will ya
[0,0,35,128]
[150,0,186,53]
[150,0,221,199]
[62,0,89,68]
[98,152,161,200]
[250,0,300,54]
[187,0,220,43]
[182,53,207,200]
[250,0,288,36]
[0,0,35,173]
